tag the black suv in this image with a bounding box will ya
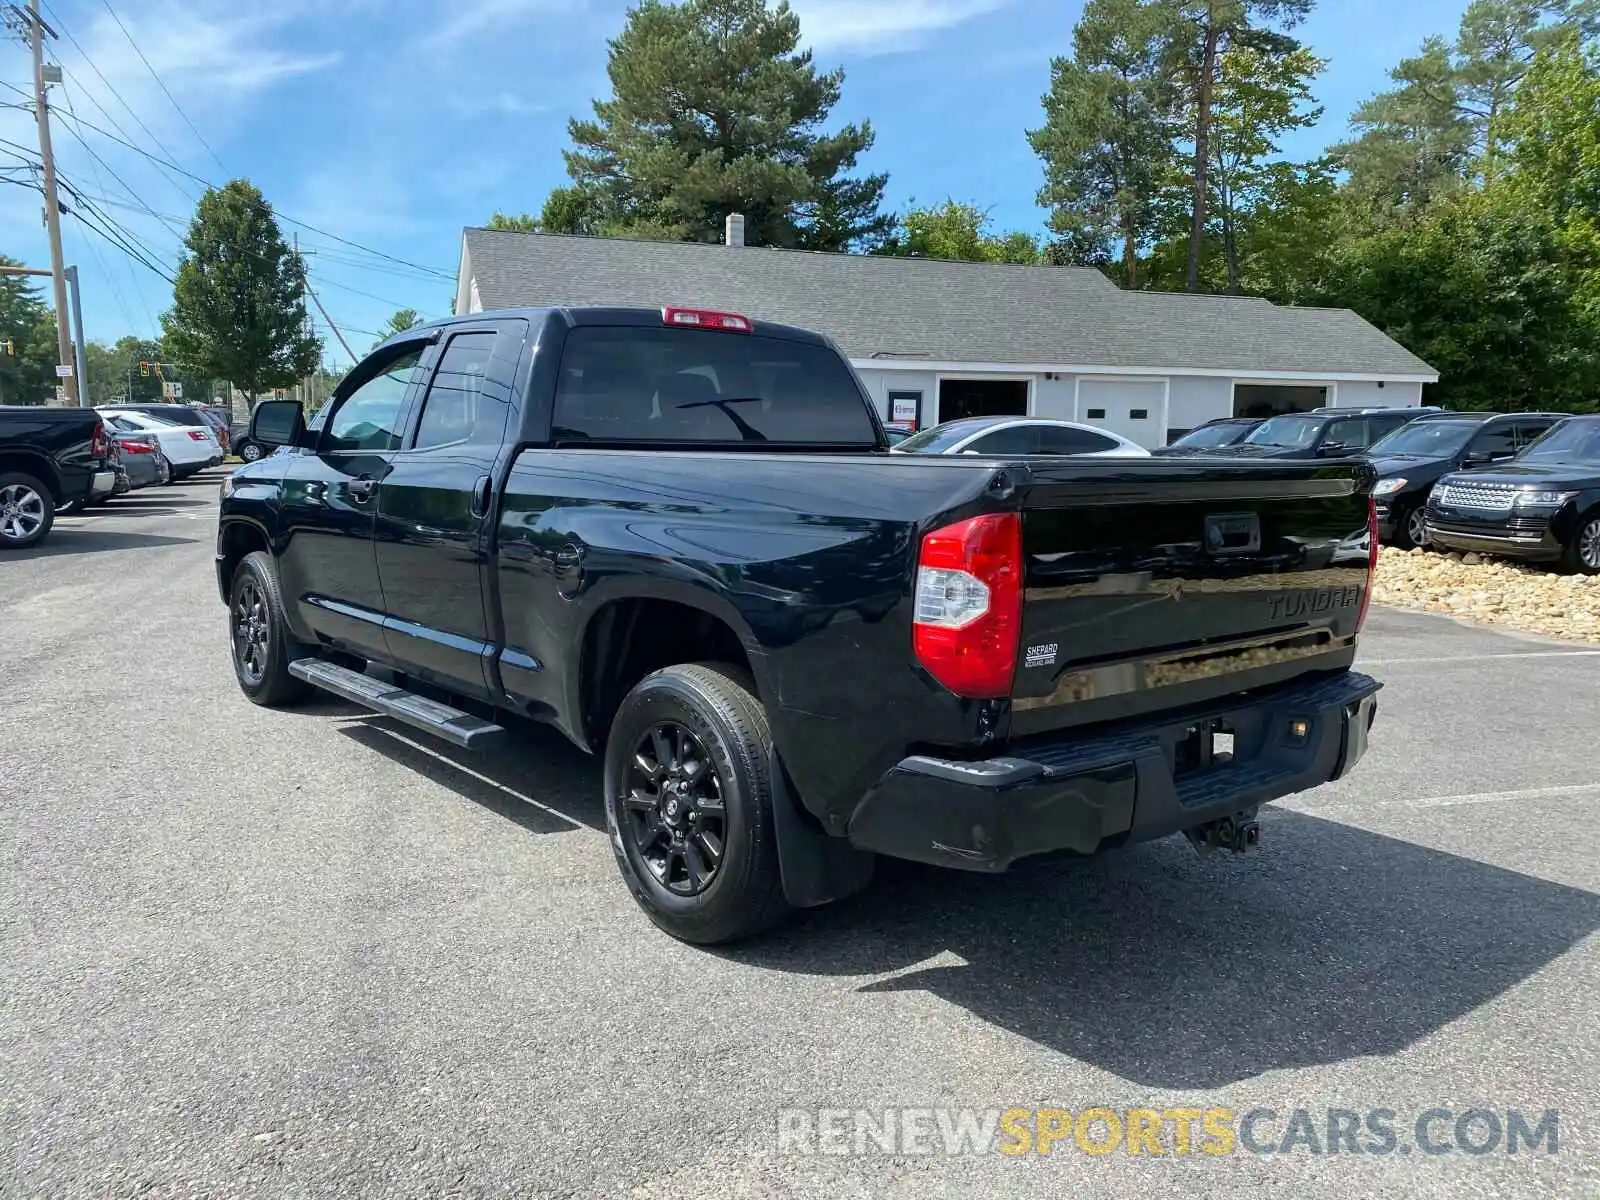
[1426,415,1600,573]
[1207,407,1432,461]
[1154,416,1263,455]
[1368,411,1565,548]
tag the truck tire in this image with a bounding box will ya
[228,550,312,707]
[0,472,55,550]
[602,662,791,944]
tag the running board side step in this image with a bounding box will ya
[288,658,505,750]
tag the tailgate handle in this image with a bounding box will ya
[1205,513,1261,555]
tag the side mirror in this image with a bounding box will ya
[249,400,307,452]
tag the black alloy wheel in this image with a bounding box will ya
[232,575,270,688]
[622,721,728,896]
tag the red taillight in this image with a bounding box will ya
[186,429,209,441]
[1356,497,1378,632]
[662,306,753,332]
[118,438,154,454]
[90,421,109,458]
[913,513,1023,699]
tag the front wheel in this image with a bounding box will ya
[1391,503,1428,550]
[239,441,263,463]
[1563,515,1600,575]
[229,551,312,707]
[602,663,791,944]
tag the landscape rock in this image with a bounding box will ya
[1371,547,1600,643]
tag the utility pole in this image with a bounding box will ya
[15,0,79,405]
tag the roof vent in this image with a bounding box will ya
[724,213,745,248]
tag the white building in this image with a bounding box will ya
[454,220,1437,447]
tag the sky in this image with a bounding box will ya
[1,0,1473,368]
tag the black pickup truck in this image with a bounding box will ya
[0,405,118,549]
[219,306,1383,943]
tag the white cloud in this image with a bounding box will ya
[791,0,1012,54]
[437,0,581,44]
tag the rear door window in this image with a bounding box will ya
[1323,418,1372,449]
[552,326,878,446]
[964,426,1038,455]
[1036,425,1121,455]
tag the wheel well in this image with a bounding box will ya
[580,598,754,747]
[219,521,271,590]
[0,452,62,503]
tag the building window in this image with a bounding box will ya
[1130,408,1149,420]
[1086,407,1106,419]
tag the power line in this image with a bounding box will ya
[95,0,226,175]
[38,0,198,198]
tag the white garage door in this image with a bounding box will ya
[1076,379,1168,448]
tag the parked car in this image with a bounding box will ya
[1425,414,1600,573]
[0,405,116,548]
[882,422,915,446]
[109,404,227,460]
[1154,416,1265,455]
[97,408,221,478]
[230,420,269,462]
[218,304,1382,945]
[1367,411,1565,548]
[890,416,1149,457]
[111,431,172,490]
[193,405,232,455]
[1209,407,1428,461]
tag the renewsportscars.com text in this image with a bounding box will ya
[775,1106,1560,1158]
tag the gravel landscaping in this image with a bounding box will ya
[1372,546,1600,643]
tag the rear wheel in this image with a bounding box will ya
[1563,515,1600,575]
[229,551,312,706]
[0,473,54,550]
[239,441,263,463]
[603,663,790,944]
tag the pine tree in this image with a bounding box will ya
[160,181,320,405]
[562,0,889,249]
[1029,0,1176,288]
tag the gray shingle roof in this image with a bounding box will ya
[461,228,1437,378]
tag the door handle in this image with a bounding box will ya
[470,474,492,518]
[347,476,376,503]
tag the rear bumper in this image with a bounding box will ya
[846,671,1382,871]
[88,470,116,498]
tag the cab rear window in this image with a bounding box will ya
[552,327,879,446]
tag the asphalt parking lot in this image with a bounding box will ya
[3,474,1598,1200]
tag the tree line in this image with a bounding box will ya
[2,180,321,408]
[490,0,1600,412]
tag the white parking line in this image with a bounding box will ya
[1282,782,1600,817]
[1360,650,1600,665]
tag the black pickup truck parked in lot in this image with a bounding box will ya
[218,306,1383,943]
[1425,415,1600,572]
[0,405,117,549]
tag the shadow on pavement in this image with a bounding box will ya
[335,716,602,836]
[9,528,200,559]
[726,810,1600,1089]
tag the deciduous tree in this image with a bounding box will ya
[160,181,321,406]
[0,260,56,405]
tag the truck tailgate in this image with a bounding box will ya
[1006,458,1375,736]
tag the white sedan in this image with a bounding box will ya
[97,408,222,479]
[889,416,1150,458]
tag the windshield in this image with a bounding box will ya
[1368,420,1478,457]
[1519,418,1600,463]
[1171,423,1249,449]
[1242,415,1323,448]
[893,424,983,454]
